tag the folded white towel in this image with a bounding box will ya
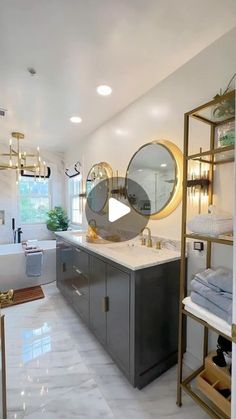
[26,239,38,247]
[187,206,233,236]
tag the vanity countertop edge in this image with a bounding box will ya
[55,231,181,271]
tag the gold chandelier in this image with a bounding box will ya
[0,132,46,183]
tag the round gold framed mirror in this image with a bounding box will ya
[86,162,113,213]
[126,140,183,219]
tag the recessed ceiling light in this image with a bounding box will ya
[115,128,128,136]
[70,116,82,124]
[96,85,112,96]
[161,163,167,168]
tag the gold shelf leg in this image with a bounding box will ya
[203,326,209,363]
[177,113,189,407]
[1,316,7,419]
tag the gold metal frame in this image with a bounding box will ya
[86,161,113,182]
[126,140,183,219]
[177,89,235,418]
[86,161,113,214]
[0,316,7,419]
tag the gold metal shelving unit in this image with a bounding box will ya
[0,315,7,419]
[177,90,235,419]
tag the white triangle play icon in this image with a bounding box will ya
[108,198,131,222]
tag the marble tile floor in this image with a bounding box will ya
[3,283,209,419]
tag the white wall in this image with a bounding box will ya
[66,27,236,363]
[0,148,65,244]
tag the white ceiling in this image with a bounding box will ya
[0,0,236,152]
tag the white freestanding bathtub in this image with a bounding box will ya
[0,240,56,291]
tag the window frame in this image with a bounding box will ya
[68,175,82,225]
[18,177,52,225]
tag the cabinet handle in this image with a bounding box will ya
[75,248,81,253]
[73,265,82,275]
[72,284,83,297]
[102,296,109,312]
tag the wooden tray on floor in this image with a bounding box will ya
[0,286,44,308]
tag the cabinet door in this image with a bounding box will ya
[137,261,179,375]
[56,240,74,301]
[106,265,130,373]
[90,256,106,344]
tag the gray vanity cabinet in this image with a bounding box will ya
[106,265,130,374]
[56,239,74,301]
[56,238,180,389]
[89,256,107,344]
[134,262,180,388]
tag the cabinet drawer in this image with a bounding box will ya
[72,284,89,323]
[73,247,89,277]
[71,265,89,296]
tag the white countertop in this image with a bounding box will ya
[55,231,181,271]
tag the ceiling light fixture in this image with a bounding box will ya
[161,163,167,168]
[0,132,46,183]
[70,116,82,124]
[96,85,112,96]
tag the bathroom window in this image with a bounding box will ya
[18,177,51,224]
[69,176,82,224]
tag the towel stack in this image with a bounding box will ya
[190,268,233,324]
[187,205,233,237]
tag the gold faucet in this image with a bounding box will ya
[89,219,97,228]
[86,219,98,242]
[141,227,152,248]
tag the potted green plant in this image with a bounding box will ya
[46,206,69,231]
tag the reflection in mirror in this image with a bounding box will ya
[126,141,182,218]
[86,162,112,213]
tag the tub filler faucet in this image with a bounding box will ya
[12,218,23,243]
[17,228,23,243]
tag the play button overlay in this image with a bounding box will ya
[85,176,150,242]
[108,198,131,222]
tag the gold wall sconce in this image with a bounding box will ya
[187,174,210,196]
